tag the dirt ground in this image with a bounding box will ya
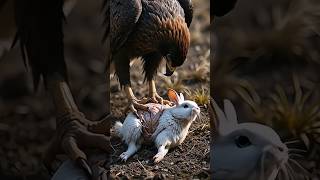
[0,0,210,179]
[109,102,210,179]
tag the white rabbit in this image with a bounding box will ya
[114,89,200,163]
[209,98,289,180]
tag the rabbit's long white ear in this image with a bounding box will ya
[224,99,238,125]
[179,93,184,102]
[168,89,182,105]
[210,98,237,135]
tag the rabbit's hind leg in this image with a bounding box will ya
[119,113,143,162]
[121,113,143,144]
[120,141,141,161]
[153,145,169,163]
[153,133,171,163]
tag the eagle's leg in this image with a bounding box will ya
[148,80,172,105]
[44,74,111,176]
[124,85,149,113]
[14,0,111,177]
[114,53,148,112]
[141,53,172,106]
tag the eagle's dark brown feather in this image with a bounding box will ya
[110,0,142,55]
[13,0,66,89]
[108,0,192,87]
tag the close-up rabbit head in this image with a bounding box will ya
[167,89,201,123]
[209,98,290,180]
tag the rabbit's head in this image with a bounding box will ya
[167,89,200,123]
[209,98,289,180]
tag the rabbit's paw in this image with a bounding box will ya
[153,153,165,163]
[119,152,130,162]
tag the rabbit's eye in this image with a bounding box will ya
[235,136,251,148]
[183,104,188,108]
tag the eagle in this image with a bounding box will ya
[106,0,193,113]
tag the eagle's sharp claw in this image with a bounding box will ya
[130,99,149,112]
[44,111,112,178]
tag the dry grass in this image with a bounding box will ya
[185,87,209,107]
[268,76,320,148]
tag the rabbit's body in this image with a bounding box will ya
[114,89,200,162]
[210,99,289,180]
[115,103,170,143]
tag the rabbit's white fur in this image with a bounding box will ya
[114,90,200,162]
[210,99,289,180]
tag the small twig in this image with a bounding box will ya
[186,144,195,155]
[137,159,147,172]
[201,124,208,130]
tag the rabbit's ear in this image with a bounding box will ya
[168,88,180,105]
[179,93,184,102]
[210,98,237,135]
[224,99,238,125]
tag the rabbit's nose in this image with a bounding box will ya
[278,146,288,152]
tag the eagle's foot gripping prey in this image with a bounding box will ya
[149,91,173,106]
[148,80,173,106]
[44,111,112,177]
[129,97,150,112]
[125,85,149,113]
[127,92,172,114]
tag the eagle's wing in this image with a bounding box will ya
[177,0,193,27]
[110,0,142,54]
